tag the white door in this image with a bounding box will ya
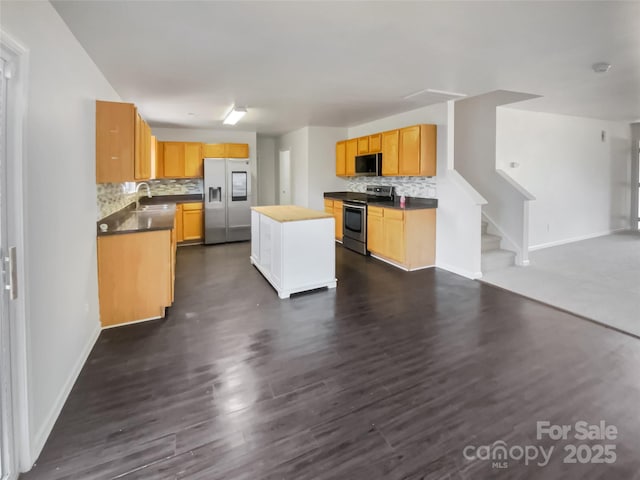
[0,56,15,480]
[279,150,291,205]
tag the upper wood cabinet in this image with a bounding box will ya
[357,136,369,155]
[399,124,436,176]
[345,138,357,176]
[134,114,152,180]
[226,143,249,158]
[335,124,436,178]
[369,134,382,153]
[161,142,203,178]
[184,143,204,177]
[96,100,152,183]
[381,130,400,175]
[162,142,186,178]
[202,143,226,158]
[335,141,346,176]
[156,140,164,177]
[355,134,381,155]
[96,101,135,183]
[202,143,249,158]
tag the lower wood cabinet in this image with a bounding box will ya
[175,204,184,242]
[324,199,343,241]
[182,203,204,241]
[176,202,204,242]
[367,206,436,270]
[97,230,174,327]
[333,200,343,241]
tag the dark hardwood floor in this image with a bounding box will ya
[21,243,640,479]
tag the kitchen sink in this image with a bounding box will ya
[135,204,171,212]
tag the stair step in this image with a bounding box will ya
[481,220,488,235]
[481,249,516,273]
[481,233,501,252]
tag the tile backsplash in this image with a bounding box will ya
[347,176,437,198]
[147,179,203,196]
[96,182,137,220]
[96,179,204,220]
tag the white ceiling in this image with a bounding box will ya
[52,1,640,135]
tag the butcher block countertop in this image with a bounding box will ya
[252,205,333,223]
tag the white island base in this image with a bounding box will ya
[251,206,337,299]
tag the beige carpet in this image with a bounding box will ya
[480,231,640,337]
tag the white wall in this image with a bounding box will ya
[496,108,631,249]
[277,127,309,206]
[307,127,348,210]
[275,126,349,209]
[455,92,535,265]
[347,102,485,278]
[1,1,120,467]
[153,128,258,205]
[256,136,277,205]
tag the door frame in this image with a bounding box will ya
[632,125,640,230]
[278,149,291,205]
[0,30,31,474]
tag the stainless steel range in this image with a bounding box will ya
[342,185,394,255]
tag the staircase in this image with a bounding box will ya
[481,220,516,273]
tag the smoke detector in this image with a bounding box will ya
[592,62,612,73]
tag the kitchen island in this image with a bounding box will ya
[251,205,337,298]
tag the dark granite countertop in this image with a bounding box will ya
[324,191,438,210]
[98,195,204,236]
[97,203,177,236]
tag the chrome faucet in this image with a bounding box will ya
[135,182,152,209]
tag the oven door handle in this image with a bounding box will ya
[343,203,366,211]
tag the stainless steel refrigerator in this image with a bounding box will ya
[204,158,251,244]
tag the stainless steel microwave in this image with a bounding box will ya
[354,153,382,176]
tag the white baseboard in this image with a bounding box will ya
[436,262,483,280]
[30,322,101,465]
[529,228,627,251]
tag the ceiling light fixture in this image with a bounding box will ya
[223,106,247,125]
[592,62,612,73]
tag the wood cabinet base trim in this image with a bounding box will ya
[101,312,165,330]
[370,253,435,272]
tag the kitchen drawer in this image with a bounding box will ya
[368,206,383,217]
[324,199,334,209]
[182,202,203,211]
[384,208,404,220]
